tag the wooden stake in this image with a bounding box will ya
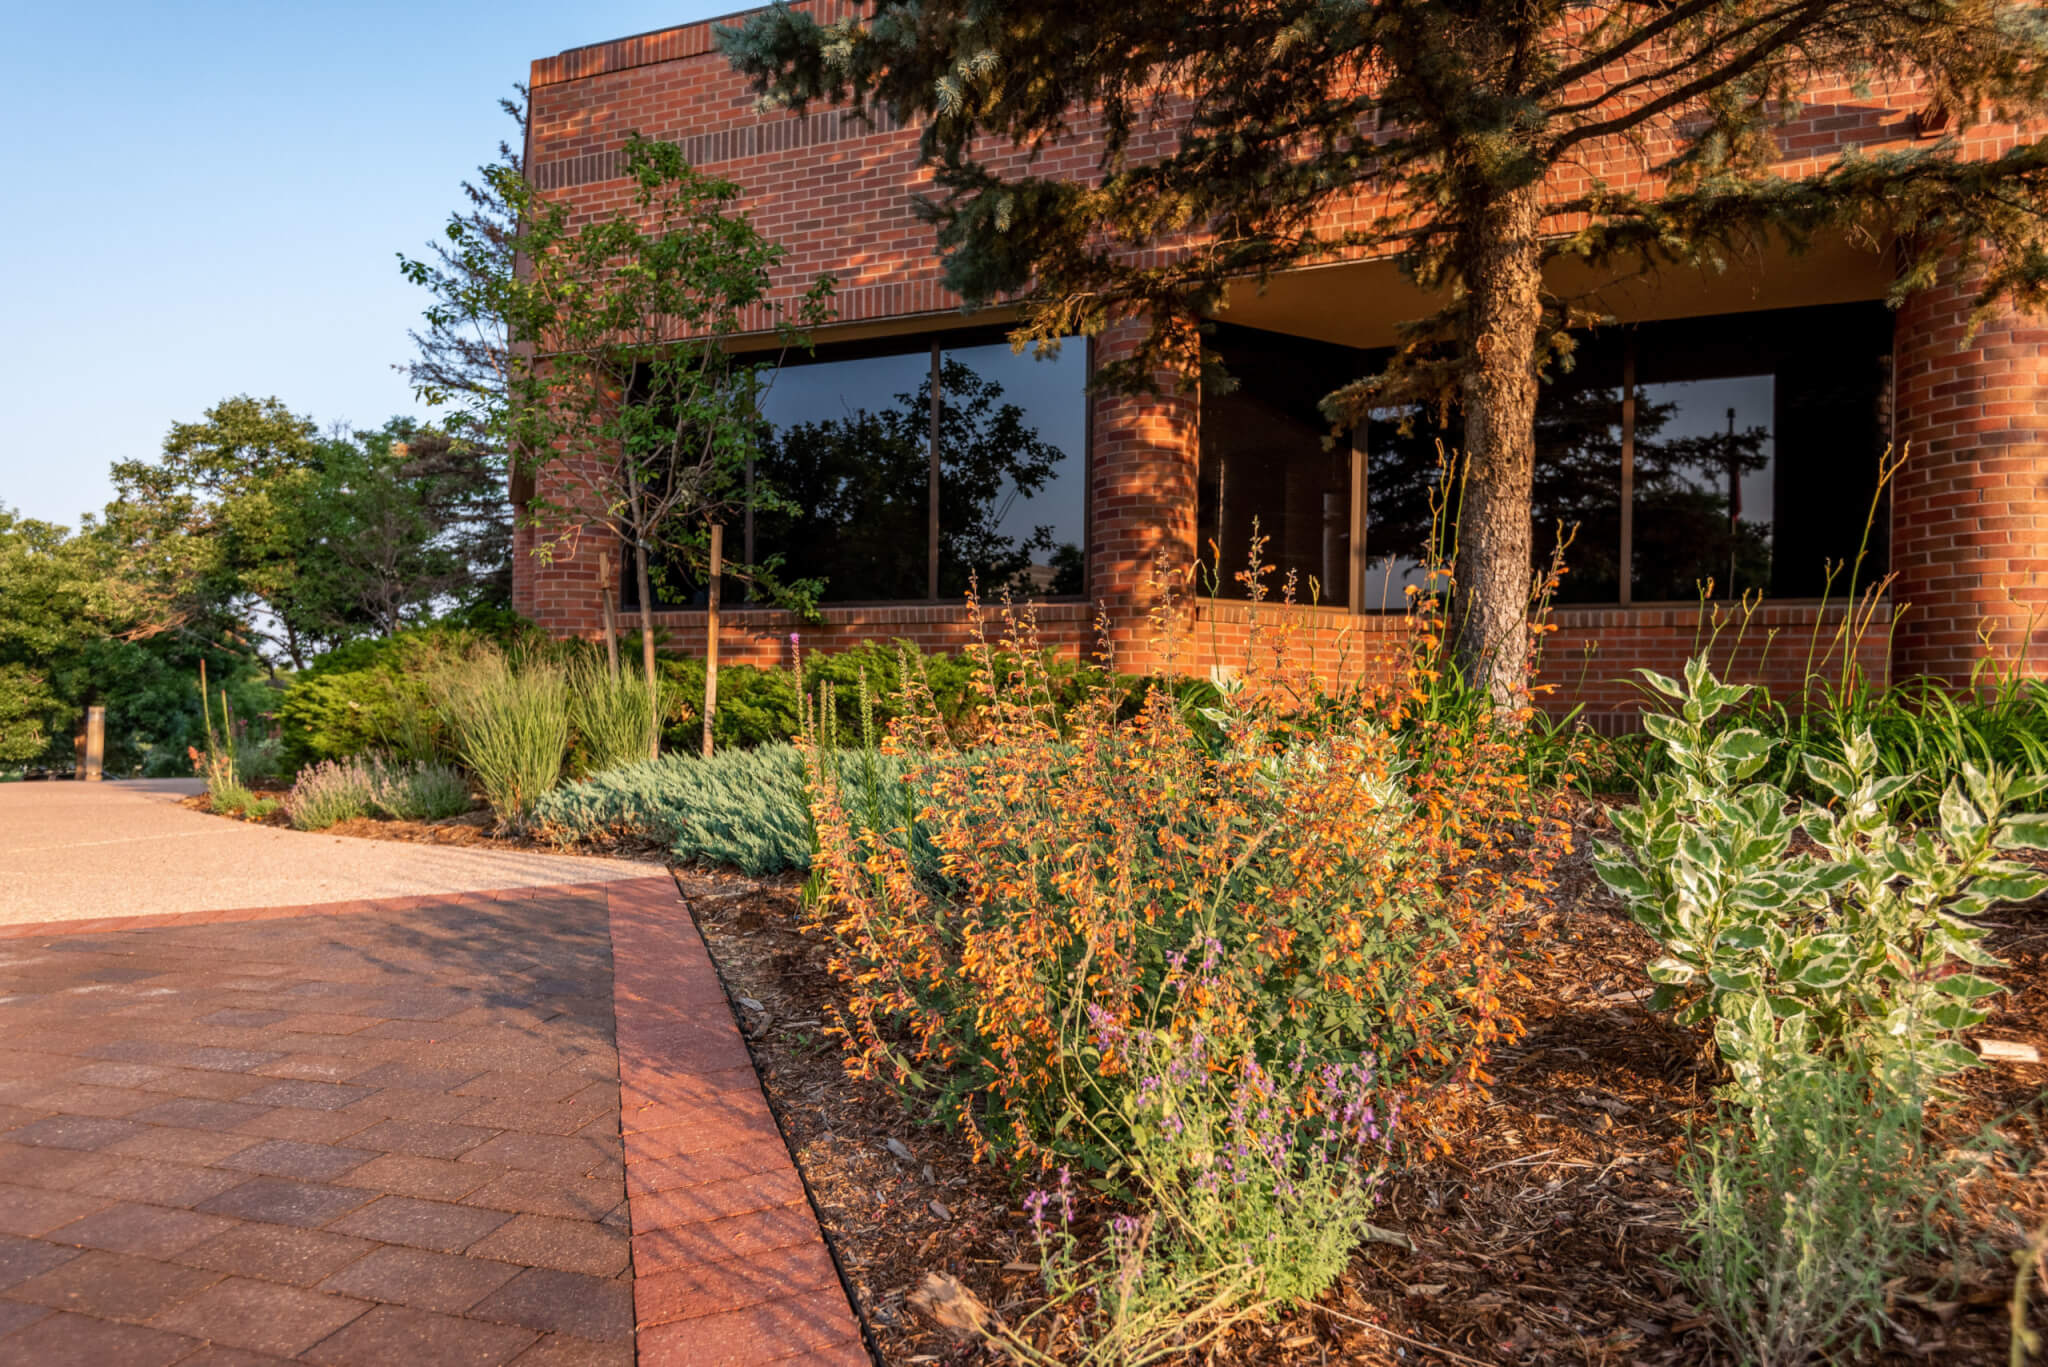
[598,548,621,678]
[82,706,104,782]
[703,524,723,759]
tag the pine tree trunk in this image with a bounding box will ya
[633,541,662,761]
[1455,184,1544,707]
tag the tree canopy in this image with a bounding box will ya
[723,0,2048,697]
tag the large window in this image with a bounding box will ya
[1201,302,1893,609]
[627,327,1088,608]
[1198,326,1359,607]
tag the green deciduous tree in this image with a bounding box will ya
[111,399,507,668]
[403,132,834,759]
[722,0,2048,700]
[0,505,262,774]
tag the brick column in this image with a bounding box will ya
[1087,320,1201,671]
[518,456,612,640]
[1892,275,2048,684]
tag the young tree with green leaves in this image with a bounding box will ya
[403,133,834,759]
[722,0,2048,701]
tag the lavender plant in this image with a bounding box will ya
[285,758,377,831]
[927,942,1399,1365]
[364,755,471,822]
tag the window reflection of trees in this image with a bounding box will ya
[751,356,1078,602]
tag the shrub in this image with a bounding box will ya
[797,582,1567,1349]
[285,759,376,830]
[811,589,1565,1120]
[1677,1053,1955,1367]
[275,618,530,768]
[365,756,472,822]
[1595,656,2048,1102]
[530,742,914,874]
[567,655,660,775]
[429,646,571,827]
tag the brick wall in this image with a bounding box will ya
[1893,278,2048,684]
[518,8,2047,701]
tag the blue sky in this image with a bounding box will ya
[0,1,737,528]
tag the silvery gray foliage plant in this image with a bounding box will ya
[1594,656,2048,1101]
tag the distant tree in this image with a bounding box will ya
[110,396,331,668]
[110,399,507,668]
[310,419,510,638]
[405,133,834,759]
[398,90,524,506]
[0,504,260,773]
[724,0,2048,702]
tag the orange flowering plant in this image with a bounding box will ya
[800,538,1572,1180]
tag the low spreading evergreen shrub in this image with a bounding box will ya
[530,742,914,874]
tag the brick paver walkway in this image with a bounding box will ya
[0,876,867,1366]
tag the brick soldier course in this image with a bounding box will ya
[0,877,864,1366]
[518,5,2048,713]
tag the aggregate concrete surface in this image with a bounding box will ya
[0,782,649,926]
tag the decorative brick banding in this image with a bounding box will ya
[607,876,869,1366]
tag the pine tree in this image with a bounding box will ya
[721,0,2048,700]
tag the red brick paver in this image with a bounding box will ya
[0,883,636,1365]
[0,874,870,1365]
[608,878,868,1366]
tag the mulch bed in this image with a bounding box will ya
[188,794,2048,1363]
[681,804,2048,1367]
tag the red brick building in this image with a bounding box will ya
[518,8,2048,725]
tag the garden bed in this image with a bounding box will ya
[682,805,2048,1367]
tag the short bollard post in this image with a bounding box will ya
[82,705,105,781]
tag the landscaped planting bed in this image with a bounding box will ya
[681,819,2048,1367]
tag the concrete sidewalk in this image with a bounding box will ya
[0,782,652,926]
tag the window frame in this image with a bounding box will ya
[1304,304,1896,614]
[621,322,1094,611]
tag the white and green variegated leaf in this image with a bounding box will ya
[1918,1040,1986,1076]
[1592,848,1656,901]
[1803,753,1856,799]
[1923,999,1985,1033]
[1940,784,1987,846]
[1646,956,1698,985]
[1709,964,1763,994]
[1996,812,2048,851]
[1933,972,2004,1002]
[1635,668,1687,702]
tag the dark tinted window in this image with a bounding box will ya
[1198,325,1358,606]
[1630,304,1891,601]
[751,345,937,603]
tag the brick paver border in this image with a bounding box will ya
[607,876,870,1367]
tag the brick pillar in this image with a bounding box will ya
[1087,320,1201,671]
[518,456,612,640]
[1892,275,2048,684]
